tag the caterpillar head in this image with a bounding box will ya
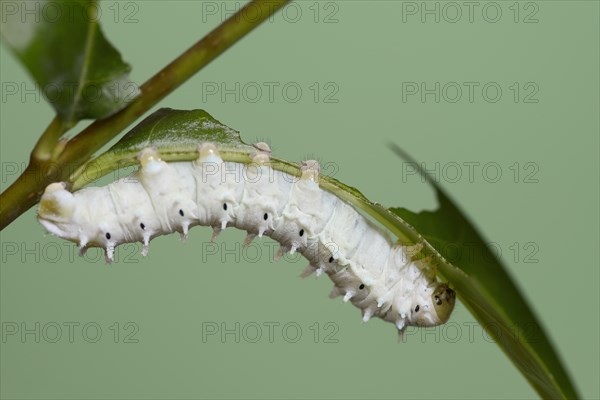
[407,283,456,327]
[37,182,79,242]
[431,283,456,323]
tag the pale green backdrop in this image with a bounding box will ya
[1,1,598,399]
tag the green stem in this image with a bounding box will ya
[0,0,291,231]
[0,116,68,230]
[31,115,65,161]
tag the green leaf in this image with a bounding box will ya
[387,144,578,399]
[0,0,138,126]
[71,108,256,188]
[68,109,578,398]
[70,108,377,206]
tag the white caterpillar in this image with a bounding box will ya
[37,143,455,333]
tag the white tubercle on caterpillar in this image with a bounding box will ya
[38,143,455,334]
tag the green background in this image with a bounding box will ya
[1,1,598,398]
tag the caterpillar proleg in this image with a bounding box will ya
[38,142,455,334]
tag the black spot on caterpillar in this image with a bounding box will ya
[38,142,455,334]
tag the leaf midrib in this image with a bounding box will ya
[66,12,98,126]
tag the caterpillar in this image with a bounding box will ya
[37,141,455,334]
